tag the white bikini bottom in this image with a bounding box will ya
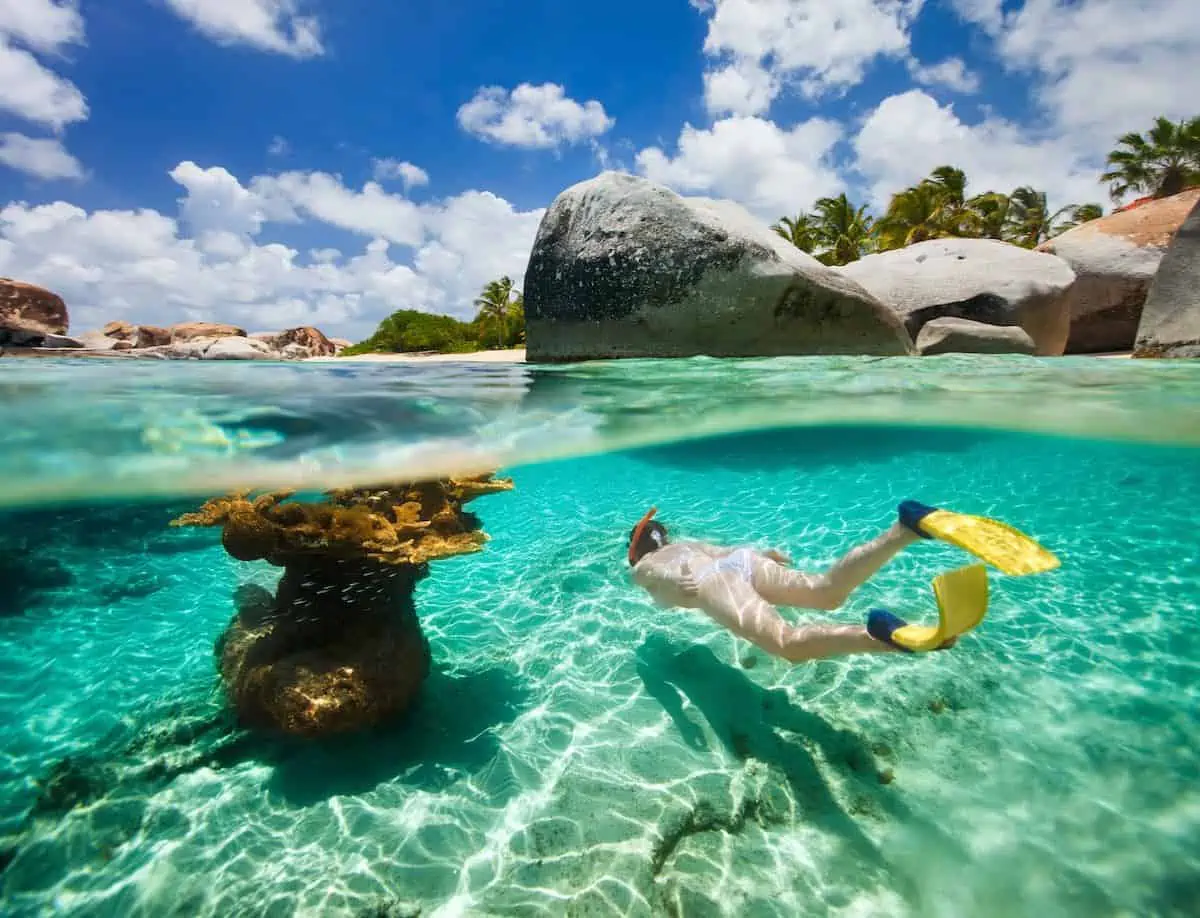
[696,549,755,584]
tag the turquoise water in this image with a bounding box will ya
[1,358,1199,917]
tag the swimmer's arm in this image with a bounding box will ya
[632,558,699,604]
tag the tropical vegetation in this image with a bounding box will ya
[772,114,1198,266]
[342,276,526,355]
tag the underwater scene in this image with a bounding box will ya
[1,356,1199,918]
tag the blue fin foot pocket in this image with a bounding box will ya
[868,609,915,653]
[898,500,938,538]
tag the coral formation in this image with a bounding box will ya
[173,476,512,737]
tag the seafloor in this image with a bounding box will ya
[1,425,1197,917]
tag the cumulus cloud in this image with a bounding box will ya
[637,115,844,220]
[0,1,87,130]
[373,158,429,190]
[162,0,323,57]
[0,132,84,179]
[457,83,615,149]
[907,56,980,93]
[0,163,543,339]
[696,0,923,113]
[853,89,1104,211]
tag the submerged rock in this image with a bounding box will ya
[524,172,912,361]
[1134,195,1200,358]
[173,476,513,737]
[0,278,69,346]
[840,238,1076,356]
[1039,189,1200,353]
[916,317,1037,356]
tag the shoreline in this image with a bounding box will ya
[306,348,528,364]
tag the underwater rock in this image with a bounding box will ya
[524,172,912,361]
[916,317,1037,356]
[1134,194,1200,358]
[174,476,513,737]
[841,237,1076,355]
[0,278,69,346]
[1039,190,1200,354]
[0,553,74,617]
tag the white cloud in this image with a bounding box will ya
[703,59,779,115]
[637,115,844,220]
[907,56,980,93]
[162,0,323,58]
[0,30,85,127]
[994,0,1200,147]
[0,132,83,179]
[373,158,429,190]
[457,83,615,149]
[268,135,289,156]
[0,162,543,340]
[251,171,426,246]
[946,0,1005,30]
[697,0,923,110]
[853,89,1104,211]
[0,0,84,52]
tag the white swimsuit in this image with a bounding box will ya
[696,548,756,584]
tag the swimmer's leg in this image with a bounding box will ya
[754,523,919,611]
[699,576,897,662]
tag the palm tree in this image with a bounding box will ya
[811,193,875,265]
[1050,203,1104,236]
[1101,115,1200,204]
[771,213,820,253]
[1003,186,1054,248]
[875,182,952,250]
[473,276,519,348]
[966,192,1010,239]
[924,165,977,235]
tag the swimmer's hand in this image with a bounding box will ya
[678,562,700,598]
[764,549,792,566]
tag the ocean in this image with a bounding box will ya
[1,355,1198,917]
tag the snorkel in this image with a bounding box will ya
[628,506,659,566]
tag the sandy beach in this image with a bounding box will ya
[308,348,527,364]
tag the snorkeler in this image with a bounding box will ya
[626,502,1059,662]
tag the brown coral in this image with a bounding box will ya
[175,475,512,738]
[171,474,514,567]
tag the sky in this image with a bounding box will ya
[0,0,1197,340]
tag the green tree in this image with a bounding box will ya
[1003,186,1054,248]
[771,213,820,253]
[875,181,952,250]
[473,276,521,349]
[341,310,479,355]
[1050,203,1104,236]
[966,191,1011,239]
[811,193,875,265]
[1101,116,1200,204]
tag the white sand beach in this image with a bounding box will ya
[309,348,527,364]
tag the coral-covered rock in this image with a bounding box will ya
[1,278,68,346]
[170,322,246,342]
[173,476,513,737]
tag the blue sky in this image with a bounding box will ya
[0,0,1196,339]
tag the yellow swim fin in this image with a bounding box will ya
[900,501,1060,577]
[868,564,990,653]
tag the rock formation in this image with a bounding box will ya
[171,476,513,737]
[915,317,1037,356]
[1133,195,1200,358]
[251,326,338,357]
[103,321,171,348]
[840,238,1077,356]
[170,322,247,341]
[1038,189,1200,353]
[0,278,69,346]
[524,172,913,361]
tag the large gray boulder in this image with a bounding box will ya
[916,317,1037,356]
[523,172,912,361]
[840,238,1076,356]
[1134,195,1200,358]
[1039,189,1200,353]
